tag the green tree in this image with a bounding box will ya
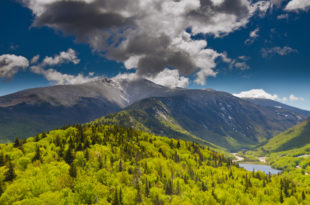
[13,137,20,148]
[65,146,74,165]
[4,161,16,182]
[69,164,77,178]
[32,146,42,162]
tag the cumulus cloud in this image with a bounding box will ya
[261,46,297,58]
[21,0,271,85]
[146,69,189,88]
[42,48,80,66]
[234,89,305,103]
[233,89,279,100]
[285,0,310,11]
[244,27,260,45]
[29,49,99,85]
[113,69,189,88]
[0,54,29,79]
[289,94,304,101]
[30,65,98,85]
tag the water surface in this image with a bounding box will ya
[239,163,281,174]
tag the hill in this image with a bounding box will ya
[0,78,170,140]
[95,90,306,151]
[0,124,308,204]
[263,118,310,153]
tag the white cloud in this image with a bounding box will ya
[245,27,260,45]
[289,94,304,101]
[146,69,189,88]
[30,65,98,85]
[233,89,279,100]
[29,49,98,85]
[0,54,29,79]
[113,69,189,88]
[261,46,297,58]
[31,55,40,64]
[277,14,289,20]
[285,0,310,11]
[21,0,271,86]
[282,97,288,102]
[42,48,80,66]
[234,89,305,104]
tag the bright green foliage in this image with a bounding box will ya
[263,118,310,152]
[0,124,309,204]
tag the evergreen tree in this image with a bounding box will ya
[4,161,16,182]
[302,191,306,200]
[145,179,150,197]
[119,160,123,172]
[119,188,123,205]
[112,189,119,205]
[280,191,284,203]
[32,146,42,162]
[135,184,142,203]
[0,153,4,166]
[13,137,20,148]
[84,149,89,161]
[69,164,77,178]
[65,147,74,165]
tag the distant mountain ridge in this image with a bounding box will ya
[244,98,310,118]
[95,89,308,151]
[0,78,171,140]
[0,78,308,150]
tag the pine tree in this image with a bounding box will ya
[69,164,77,178]
[302,191,306,200]
[119,160,123,171]
[65,147,74,165]
[176,180,181,195]
[34,134,40,142]
[280,191,284,203]
[0,182,3,197]
[98,156,103,169]
[177,140,181,149]
[84,149,89,161]
[165,179,173,195]
[32,146,42,162]
[13,137,20,148]
[135,184,142,203]
[0,153,4,166]
[145,179,150,197]
[4,161,16,182]
[119,188,123,205]
[112,188,119,205]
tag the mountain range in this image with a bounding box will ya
[1,78,309,151]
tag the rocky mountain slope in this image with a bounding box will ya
[95,89,308,151]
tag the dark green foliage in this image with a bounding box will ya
[13,137,20,148]
[32,146,42,162]
[0,153,4,167]
[64,146,74,165]
[69,164,77,178]
[4,161,16,182]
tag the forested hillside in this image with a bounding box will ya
[95,93,306,151]
[0,124,309,204]
[263,119,310,152]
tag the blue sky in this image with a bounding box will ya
[0,0,309,110]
